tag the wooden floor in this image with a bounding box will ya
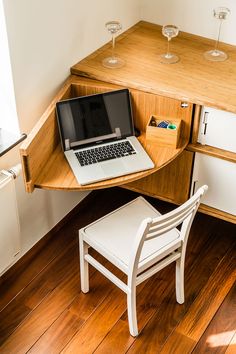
[0,187,235,354]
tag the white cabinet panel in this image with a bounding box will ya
[198,107,236,153]
[191,153,236,215]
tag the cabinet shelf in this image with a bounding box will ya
[187,143,236,163]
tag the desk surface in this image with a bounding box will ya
[71,21,236,114]
[34,134,187,191]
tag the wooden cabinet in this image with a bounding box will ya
[125,150,193,204]
[20,76,192,194]
[20,20,236,223]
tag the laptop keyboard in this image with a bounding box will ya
[75,140,136,166]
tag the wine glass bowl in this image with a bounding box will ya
[162,25,179,39]
[213,7,230,20]
[204,7,230,62]
[105,21,122,34]
[160,25,179,64]
[102,20,125,69]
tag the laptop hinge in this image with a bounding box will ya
[115,127,121,139]
[70,128,122,148]
[65,139,70,151]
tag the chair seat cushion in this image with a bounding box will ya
[83,197,180,270]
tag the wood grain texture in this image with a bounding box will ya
[187,143,236,163]
[27,261,117,354]
[159,245,236,353]
[20,80,73,192]
[225,333,236,354]
[146,117,182,148]
[0,256,79,354]
[198,203,236,224]
[94,271,171,354]
[193,283,236,354]
[61,285,127,354]
[71,21,236,114]
[0,187,235,353]
[0,242,76,346]
[124,150,193,204]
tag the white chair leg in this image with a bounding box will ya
[127,287,138,337]
[175,257,185,304]
[79,231,89,293]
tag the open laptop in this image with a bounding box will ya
[56,88,154,185]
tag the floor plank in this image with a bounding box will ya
[225,332,236,354]
[61,285,127,354]
[159,245,236,353]
[94,269,171,354]
[0,241,76,345]
[193,283,236,354]
[0,257,79,354]
[27,261,115,354]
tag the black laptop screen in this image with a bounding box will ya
[56,89,134,150]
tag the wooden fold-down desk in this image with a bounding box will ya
[20,75,192,201]
[20,21,236,209]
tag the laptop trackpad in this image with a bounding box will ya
[101,160,126,177]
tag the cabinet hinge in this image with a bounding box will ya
[181,102,189,108]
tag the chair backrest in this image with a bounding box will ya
[128,185,208,280]
[146,185,208,242]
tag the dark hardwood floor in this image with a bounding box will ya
[0,187,235,354]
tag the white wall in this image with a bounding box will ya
[140,0,236,45]
[3,0,140,134]
[0,0,19,133]
[1,0,140,273]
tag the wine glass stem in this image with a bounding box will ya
[214,19,223,52]
[112,34,115,59]
[166,38,171,57]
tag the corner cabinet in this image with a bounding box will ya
[20,21,236,224]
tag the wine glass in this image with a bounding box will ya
[102,20,125,69]
[160,25,179,64]
[204,7,230,62]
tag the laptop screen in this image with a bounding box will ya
[56,89,134,150]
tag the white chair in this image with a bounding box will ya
[79,185,208,336]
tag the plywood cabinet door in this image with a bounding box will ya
[125,150,194,204]
[191,153,236,215]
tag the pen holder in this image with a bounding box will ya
[146,116,182,148]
